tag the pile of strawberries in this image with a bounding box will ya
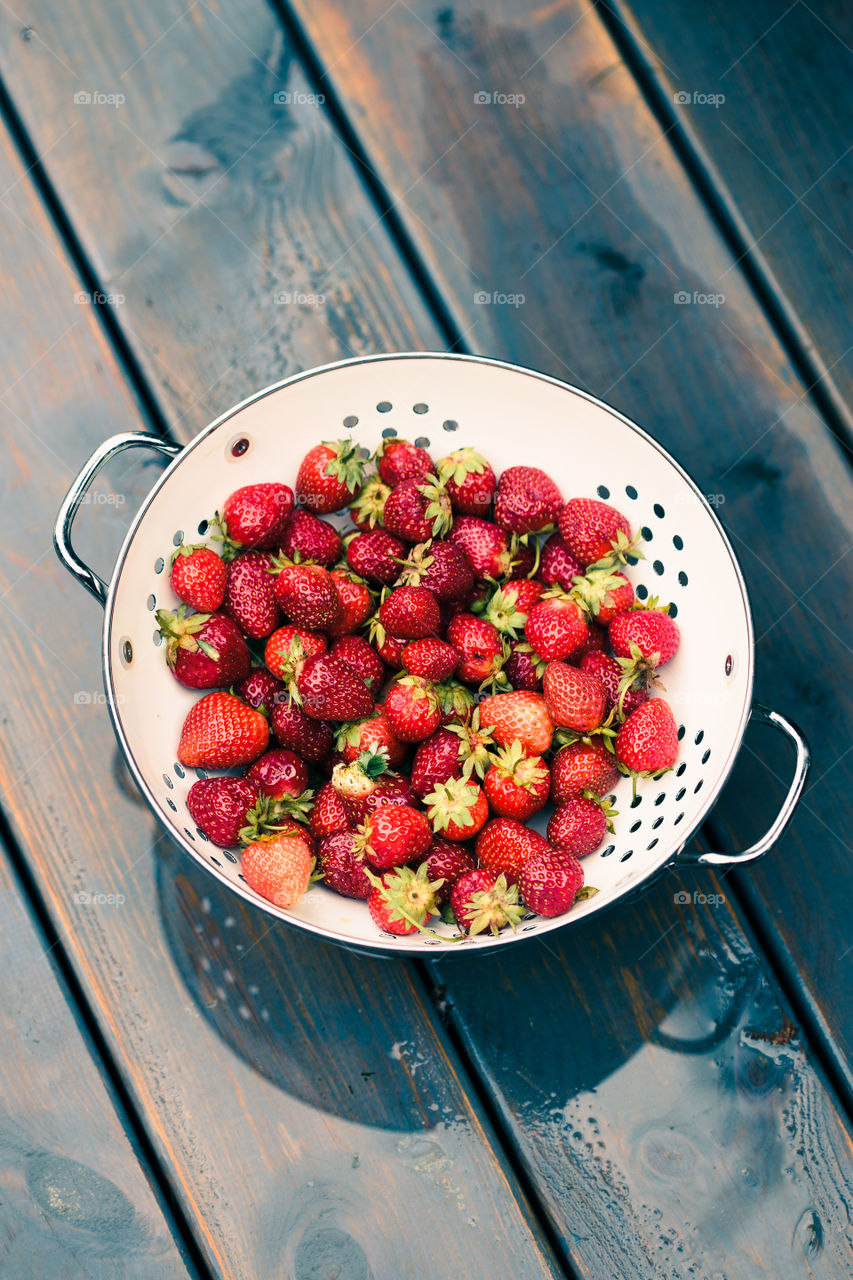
[158,435,680,940]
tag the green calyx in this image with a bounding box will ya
[494,739,548,792]
[321,439,367,494]
[425,777,481,831]
[484,584,529,636]
[509,641,547,680]
[459,873,525,937]
[169,541,210,567]
[394,540,435,588]
[208,510,243,561]
[155,605,216,668]
[433,680,476,721]
[417,475,453,538]
[570,567,627,619]
[437,448,488,487]
[581,789,619,832]
[365,863,451,939]
[238,791,314,845]
[589,527,645,570]
[348,477,390,528]
[615,642,664,719]
[446,709,496,779]
[477,640,512,696]
[334,713,378,754]
[356,748,391,780]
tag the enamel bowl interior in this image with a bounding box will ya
[104,353,753,953]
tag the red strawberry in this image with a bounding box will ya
[580,650,648,719]
[328,569,374,636]
[614,699,679,776]
[547,792,616,857]
[264,626,327,688]
[558,498,637,568]
[542,662,607,732]
[425,778,489,841]
[379,585,441,640]
[347,528,407,585]
[438,448,496,515]
[525,591,589,662]
[396,539,474,602]
[478,691,554,755]
[570,624,608,664]
[504,640,546,691]
[234,666,283,715]
[296,440,366,514]
[520,847,584,917]
[483,741,550,820]
[178,691,269,768]
[335,707,406,767]
[309,780,352,840]
[357,804,432,870]
[296,654,374,721]
[374,630,407,669]
[610,606,680,667]
[332,752,413,825]
[367,863,444,935]
[218,483,294,551]
[385,676,442,742]
[572,568,634,624]
[273,563,341,631]
[157,607,251,689]
[540,533,582,591]
[329,635,385,693]
[411,728,465,800]
[223,551,281,638]
[450,869,524,936]
[241,832,312,908]
[494,466,562,534]
[376,437,434,487]
[246,748,310,803]
[383,476,452,543]
[484,579,545,636]
[279,510,342,567]
[170,544,227,612]
[418,839,476,902]
[551,741,620,802]
[475,818,550,885]
[271,695,333,763]
[187,776,259,847]
[446,614,505,686]
[449,517,520,580]
[318,831,371,899]
[402,637,460,682]
[349,477,390,531]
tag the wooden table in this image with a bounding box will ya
[1,1,852,1274]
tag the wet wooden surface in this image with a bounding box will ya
[0,0,852,1275]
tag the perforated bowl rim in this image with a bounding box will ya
[99,351,756,955]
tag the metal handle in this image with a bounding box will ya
[54,432,181,606]
[677,704,810,866]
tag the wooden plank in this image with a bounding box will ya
[0,835,194,1278]
[276,0,853,1092]
[2,1,853,1275]
[0,84,562,1280]
[603,0,853,434]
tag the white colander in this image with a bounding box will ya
[55,353,808,955]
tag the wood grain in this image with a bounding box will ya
[0,834,193,1278]
[605,0,853,435]
[0,90,561,1280]
[280,0,853,1096]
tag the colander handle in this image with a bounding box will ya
[678,704,810,866]
[54,432,181,606]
